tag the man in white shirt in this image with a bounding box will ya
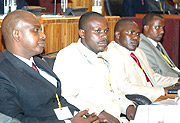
[53,11,135,123]
[139,13,180,77]
[0,10,106,123]
[104,19,180,102]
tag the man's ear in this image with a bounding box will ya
[115,31,120,40]
[79,29,85,39]
[12,30,20,41]
[144,25,149,32]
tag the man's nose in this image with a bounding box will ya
[39,30,46,40]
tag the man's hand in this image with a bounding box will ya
[71,109,107,123]
[98,111,120,123]
[178,78,180,83]
[126,105,135,120]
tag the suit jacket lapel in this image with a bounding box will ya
[3,50,60,93]
[158,42,176,67]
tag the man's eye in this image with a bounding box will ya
[105,29,109,33]
[155,26,160,29]
[95,30,100,33]
[136,32,140,36]
[34,28,39,32]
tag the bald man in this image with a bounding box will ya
[0,10,106,123]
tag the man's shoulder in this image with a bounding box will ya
[59,43,78,54]
[0,52,9,67]
[55,42,79,61]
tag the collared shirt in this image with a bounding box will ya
[53,39,133,122]
[14,55,57,87]
[147,38,180,74]
[147,37,157,47]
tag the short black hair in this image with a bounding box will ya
[114,19,134,33]
[142,13,164,27]
[78,11,104,30]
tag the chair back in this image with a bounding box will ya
[40,51,58,70]
[104,0,123,16]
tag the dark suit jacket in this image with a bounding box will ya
[0,0,28,14]
[121,0,148,17]
[0,49,78,123]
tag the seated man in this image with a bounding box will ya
[53,11,135,123]
[103,19,180,102]
[0,10,106,123]
[139,13,180,77]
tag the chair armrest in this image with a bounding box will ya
[125,94,152,106]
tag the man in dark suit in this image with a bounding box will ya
[0,0,28,14]
[0,10,106,123]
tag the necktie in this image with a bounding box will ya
[32,62,39,73]
[130,52,153,86]
[156,44,164,54]
[156,44,174,67]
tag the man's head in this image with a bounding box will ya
[1,10,46,59]
[142,13,165,42]
[78,11,109,54]
[114,19,140,51]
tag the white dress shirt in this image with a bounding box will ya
[14,55,57,87]
[53,39,134,122]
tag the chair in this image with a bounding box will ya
[40,51,58,70]
[104,0,124,16]
[125,94,152,106]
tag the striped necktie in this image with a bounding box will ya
[156,44,174,67]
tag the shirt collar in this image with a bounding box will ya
[147,37,158,47]
[13,54,35,67]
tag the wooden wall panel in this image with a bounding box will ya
[0,16,119,54]
[41,16,120,54]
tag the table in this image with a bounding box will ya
[154,94,177,103]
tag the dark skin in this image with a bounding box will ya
[71,109,107,123]
[2,10,107,123]
[115,20,180,98]
[79,16,109,54]
[143,16,180,84]
[143,16,165,42]
[79,16,135,122]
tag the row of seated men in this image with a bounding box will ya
[0,9,179,123]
